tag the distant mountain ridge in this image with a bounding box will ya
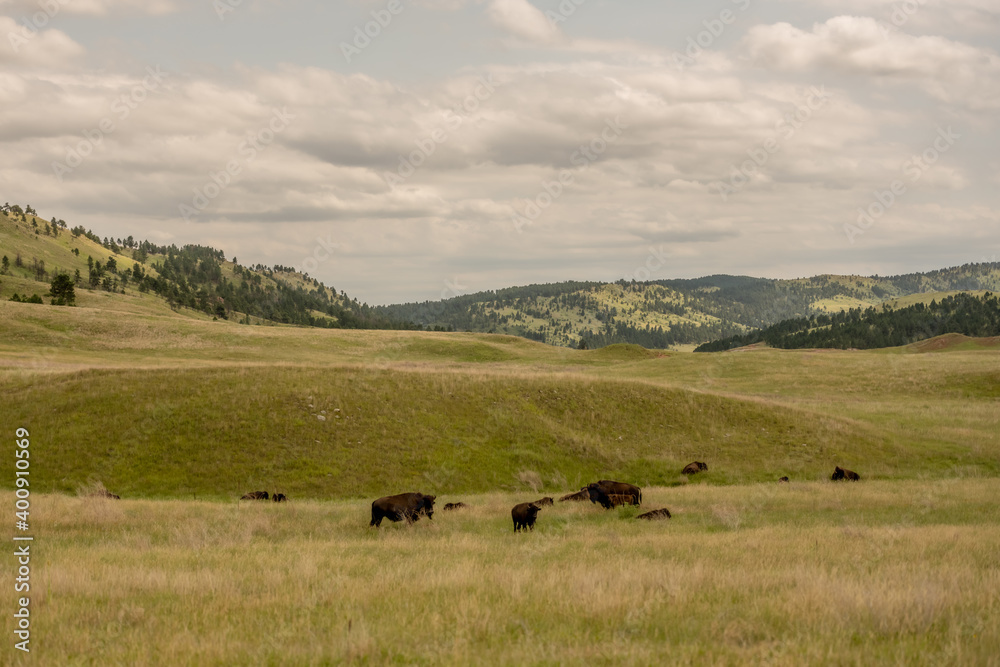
[376,264,1000,349]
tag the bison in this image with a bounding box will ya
[512,502,541,532]
[533,497,554,507]
[586,480,642,509]
[636,508,672,520]
[831,466,860,481]
[443,502,467,511]
[272,493,287,502]
[682,461,708,475]
[558,489,591,502]
[370,492,436,527]
[240,491,269,501]
[778,476,789,483]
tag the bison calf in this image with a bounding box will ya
[370,492,436,527]
[831,466,860,481]
[636,508,672,520]
[240,491,269,501]
[682,461,708,475]
[512,502,541,532]
[586,480,642,509]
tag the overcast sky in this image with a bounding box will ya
[2,0,998,304]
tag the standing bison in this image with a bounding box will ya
[370,492,436,527]
[831,466,860,481]
[682,461,708,475]
[586,480,642,509]
[511,502,541,532]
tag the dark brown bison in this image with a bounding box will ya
[558,489,591,502]
[533,497,554,506]
[778,476,789,483]
[831,466,860,481]
[512,502,541,532]
[240,491,269,501]
[586,480,641,509]
[682,461,708,475]
[443,502,467,511]
[636,508,672,520]
[272,493,287,502]
[370,492,436,527]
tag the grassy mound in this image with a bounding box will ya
[2,364,913,499]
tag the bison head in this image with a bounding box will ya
[421,494,436,519]
[831,467,845,481]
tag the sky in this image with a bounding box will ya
[1,0,998,304]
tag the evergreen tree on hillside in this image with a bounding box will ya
[48,274,76,306]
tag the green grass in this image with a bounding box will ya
[3,298,1000,499]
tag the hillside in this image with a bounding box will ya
[695,292,1000,352]
[376,266,1000,349]
[0,203,412,330]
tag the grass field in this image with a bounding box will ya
[3,481,998,666]
[2,296,1000,664]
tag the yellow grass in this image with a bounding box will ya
[4,480,999,665]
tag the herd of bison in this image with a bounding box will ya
[231,462,862,532]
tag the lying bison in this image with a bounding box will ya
[682,461,708,475]
[240,491,269,501]
[443,502,467,511]
[558,489,590,502]
[636,508,672,520]
[370,492,436,527]
[272,493,287,502]
[512,502,541,532]
[778,476,789,483]
[586,480,641,509]
[533,497,554,507]
[831,466,860,481]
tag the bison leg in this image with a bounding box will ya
[370,505,384,528]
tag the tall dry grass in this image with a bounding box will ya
[3,480,998,665]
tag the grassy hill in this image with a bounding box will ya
[376,266,1000,349]
[3,296,999,499]
[0,206,407,329]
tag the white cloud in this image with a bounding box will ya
[486,0,562,45]
[742,16,1000,110]
[0,17,85,69]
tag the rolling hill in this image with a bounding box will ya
[0,203,411,330]
[376,266,1000,349]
